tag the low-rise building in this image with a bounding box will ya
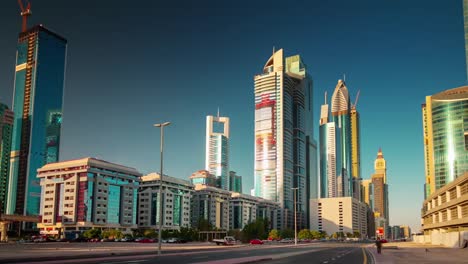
[138,173,193,230]
[37,158,141,238]
[190,170,217,187]
[229,192,280,230]
[418,172,468,247]
[191,184,230,230]
[310,197,369,239]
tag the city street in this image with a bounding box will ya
[1,242,370,264]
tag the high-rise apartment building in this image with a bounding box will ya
[319,95,337,198]
[0,104,14,214]
[350,103,361,201]
[36,158,140,238]
[7,25,67,216]
[422,86,468,198]
[206,115,230,190]
[254,49,317,229]
[371,148,388,220]
[360,179,373,209]
[331,80,352,197]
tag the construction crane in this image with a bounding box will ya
[351,89,360,109]
[17,0,32,32]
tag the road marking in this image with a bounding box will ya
[362,248,367,264]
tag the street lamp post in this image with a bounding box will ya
[292,187,298,246]
[154,122,171,256]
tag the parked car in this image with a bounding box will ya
[280,238,293,243]
[138,238,157,243]
[212,236,236,246]
[71,237,89,242]
[381,239,388,243]
[250,239,264,245]
[167,237,178,243]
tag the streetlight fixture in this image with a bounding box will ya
[291,187,298,246]
[153,121,171,255]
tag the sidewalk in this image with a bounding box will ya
[367,242,468,264]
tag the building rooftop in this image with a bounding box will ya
[37,157,141,176]
[432,86,468,101]
[142,172,192,186]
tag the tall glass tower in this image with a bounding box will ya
[254,49,316,229]
[0,103,14,214]
[422,86,468,197]
[6,25,67,216]
[206,115,230,190]
[330,80,352,197]
[319,94,337,198]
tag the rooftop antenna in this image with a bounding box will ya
[352,89,361,109]
[343,73,346,82]
[217,107,220,118]
[273,46,275,55]
[17,0,32,33]
[324,91,327,104]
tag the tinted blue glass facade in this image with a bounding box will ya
[7,25,67,216]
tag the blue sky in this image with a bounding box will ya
[0,0,466,232]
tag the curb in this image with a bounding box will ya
[240,258,273,264]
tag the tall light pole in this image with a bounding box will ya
[292,187,298,246]
[154,122,171,255]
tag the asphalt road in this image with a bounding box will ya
[9,243,372,264]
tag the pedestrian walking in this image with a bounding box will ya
[376,239,383,254]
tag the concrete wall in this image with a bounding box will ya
[414,231,468,248]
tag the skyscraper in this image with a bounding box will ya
[254,49,316,229]
[0,103,14,214]
[229,171,242,193]
[6,25,67,216]
[350,100,361,200]
[371,148,388,220]
[319,94,337,198]
[206,114,230,190]
[331,80,352,197]
[422,86,468,198]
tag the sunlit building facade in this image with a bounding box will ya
[190,170,217,187]
[138,173,193,230]
[7,25,67,216]
[331,80,352,198]
[36,158,140,238]
[422,86,468,197]
[319,96,337,198]
[350,106,361,201]
[254,49,317,229]
[206,115,230,190]
[0,104,14,214]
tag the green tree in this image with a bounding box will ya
[319,231,328,239]
[353,231,361,238]
[345,232,353,238]
[143,229,158,238]
[102,229,123,239]
[310,230,321,239]
[241,218,270,242]
[281,229,294,239]
[82,229,101,239]
[298,229,312,240]
[268,229,280,240]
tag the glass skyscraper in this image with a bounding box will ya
[0,104,14,214]
[422,86,468,197]
[464,0,468,79]
[6,25,67,216]
[254,49,317,229]
[206,115,230,190]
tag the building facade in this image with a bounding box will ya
[229,192,280,230]
[138,173,192,231]
[464,0,468,79]
[350,105,361,201]
[254,49,317,229]
[229,171,242,193]
[0,104,14,214]
[36,158,140,238]
[422,86,468,198]
[7,25,67,217]
[319,96,337,198]
[206,115,230,190]
[190,170,217,187]
[330,80,352,198]
[191,184,230,230]
[310,197,368,239]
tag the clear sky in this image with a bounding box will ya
[0,0,466,232]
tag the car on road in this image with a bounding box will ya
[381,239,388,243]
[138,238,157,243]
[212,236,236,245]
[249,239,264,245]
[280,238,294,243]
